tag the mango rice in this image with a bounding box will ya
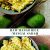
[0,37,35,50]
[0,0,34,12]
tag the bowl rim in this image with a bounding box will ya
[0,0,37,15]
[30,37,39,50]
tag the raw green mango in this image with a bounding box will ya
[27,13,45,28]
[18,26,26,28]
[0,16,11,28]
[38,44,49,50]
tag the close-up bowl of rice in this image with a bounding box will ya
[0,36,39,50]
[0,0,38,15]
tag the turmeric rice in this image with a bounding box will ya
[0,0,34,12]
